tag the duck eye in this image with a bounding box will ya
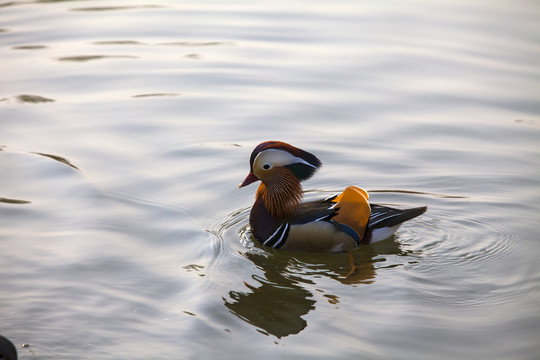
[262,163,271,170]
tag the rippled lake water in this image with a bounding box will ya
[1,0,540,359]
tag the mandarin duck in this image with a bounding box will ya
[239,141,427,252]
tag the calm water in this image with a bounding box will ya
[1,0,540,359]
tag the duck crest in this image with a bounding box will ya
[249,141,322,178]
[256,167,303,220]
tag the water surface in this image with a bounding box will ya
[1,0,539,359]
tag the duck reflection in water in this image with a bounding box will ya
[224,240,401,338]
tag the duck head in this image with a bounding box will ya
[239,141,322,188]
[239,141,322,218]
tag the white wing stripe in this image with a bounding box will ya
[273,223,289,248]
[263,223,289,248]
[369,213,400,226]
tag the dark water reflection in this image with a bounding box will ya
[12,45,48,50]
[0,197,31,204]
[15,95,55,103]
[220,210,410,338]
[225,269,316,338]
[57,55,137,62]
[70,5,163,12]
[31,152,79,170]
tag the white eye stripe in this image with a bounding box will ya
[253,149,316,170]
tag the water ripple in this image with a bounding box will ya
[0,197,31,205]
[405,203,524,313]
[70,5,163,12]
[31,152,79,170]
[15,94,55,103]
[132,93,181,98]
[57,55,137,62]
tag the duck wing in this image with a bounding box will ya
[291,197,336,225]
[363,204,427,244]
[271,193,427,249]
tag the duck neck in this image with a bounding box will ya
[256,169,303,221]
